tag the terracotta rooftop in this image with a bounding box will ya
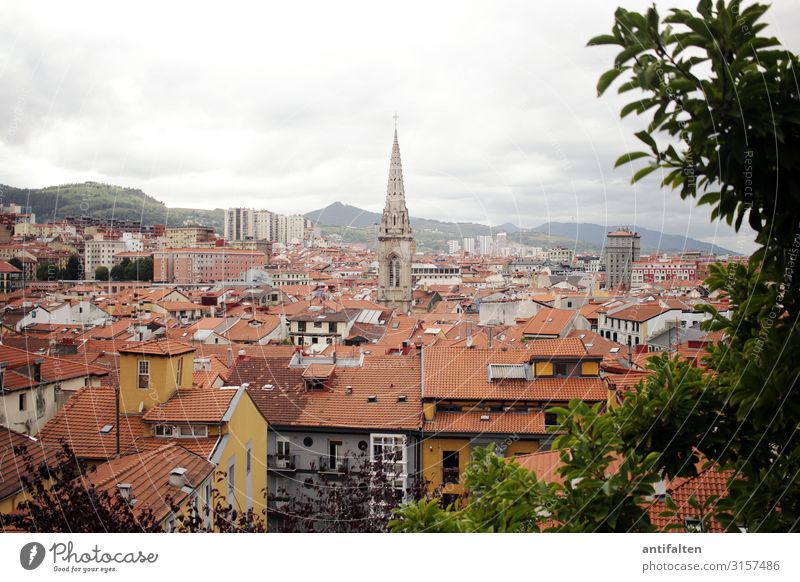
[142,387,240,424]
[0,428,62,501]
[82,443,214,522]
[424,410,546,435]
[38,387,146,461]
[521,308,576,337]
[230,355,422,431]
[118,339,196,356]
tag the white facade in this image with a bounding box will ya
[447,239,461,254]
[462,237,476,255]
[84,239,127,278]
[122,232,144,252]
[477,235,493,256]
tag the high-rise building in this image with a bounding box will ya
[377,127,415,313]
[274,214,306,245]
[496,232,508,250]
[477,235,493,256]
[223,208,254,241]
[447,239,461,254]
[462,237,475,255]
[605,229,641,290]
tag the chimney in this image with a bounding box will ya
[0,362,5,389]
[226,346,233,367]
[33,358,43,383]
[487,327,494,349]
[169,467,188,488]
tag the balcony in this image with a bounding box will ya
[442,467,460,485]
[318,455,349,473]
[267,454,297,471]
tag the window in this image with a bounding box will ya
[544,411,559,427]
[371,434,407,492]
[227,457,236,506]
[328,440,343,471]
[297,321,306,332]
[313,321,322,328]
[19,392,27,411]
[442,450,459,484]
[554,362,570,376]
[176,357,183,386]
[246,444,252,475]
[389,256,401,288]
[137,360,150,389]
[329,322,338,333]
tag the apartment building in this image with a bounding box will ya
[85,238,127,278]
[153,248,267,284]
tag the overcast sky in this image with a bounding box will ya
[2,1,798,253]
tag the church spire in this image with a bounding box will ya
[386,126,406,200]
[380,123,412,236]
[377,118,415,314]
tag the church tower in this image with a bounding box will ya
[377,125,415,313]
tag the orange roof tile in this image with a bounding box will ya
[118,339,195,356]
[38,387,146,461]
[82,443,214,522]
[141,388,239,424]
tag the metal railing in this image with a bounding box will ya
[318,455,349,473]
[267,454,297,470]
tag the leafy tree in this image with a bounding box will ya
[110,257,153,281]
[588,0,800,532]
[0,443,161,533]
[271,451,427,533]
[94,265,109,281]
[63,255,83,280]
[394,0,800,533]
[35,261,58,281]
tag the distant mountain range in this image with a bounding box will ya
[305,202,734,254]
[0,183,732,254]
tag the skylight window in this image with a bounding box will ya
[99,424,114,435]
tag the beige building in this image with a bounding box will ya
[85,238,127,278]
[164,226,216,248]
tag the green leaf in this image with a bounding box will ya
[634,130,659,153]
[631,164,660,183]
[614,151,651,167]
[597,67,625,96]
[587,34,621,46]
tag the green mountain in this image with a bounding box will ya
[0,182,224,231]
[306,202,736,254]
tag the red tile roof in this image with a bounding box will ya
[424,410,546,435]
[0,428,62,501]
[230,355,422,431]
[38,387,146,461]
[423,342,605,401]
[82,443,214,522]
[0,345,110,392]
[118,339,195,356]
[141,388,239,424]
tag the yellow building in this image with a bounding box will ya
[421,339,606,501]
[118,340,270,524]
[34,338,269,530]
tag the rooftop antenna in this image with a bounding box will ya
[393,111,399,130]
